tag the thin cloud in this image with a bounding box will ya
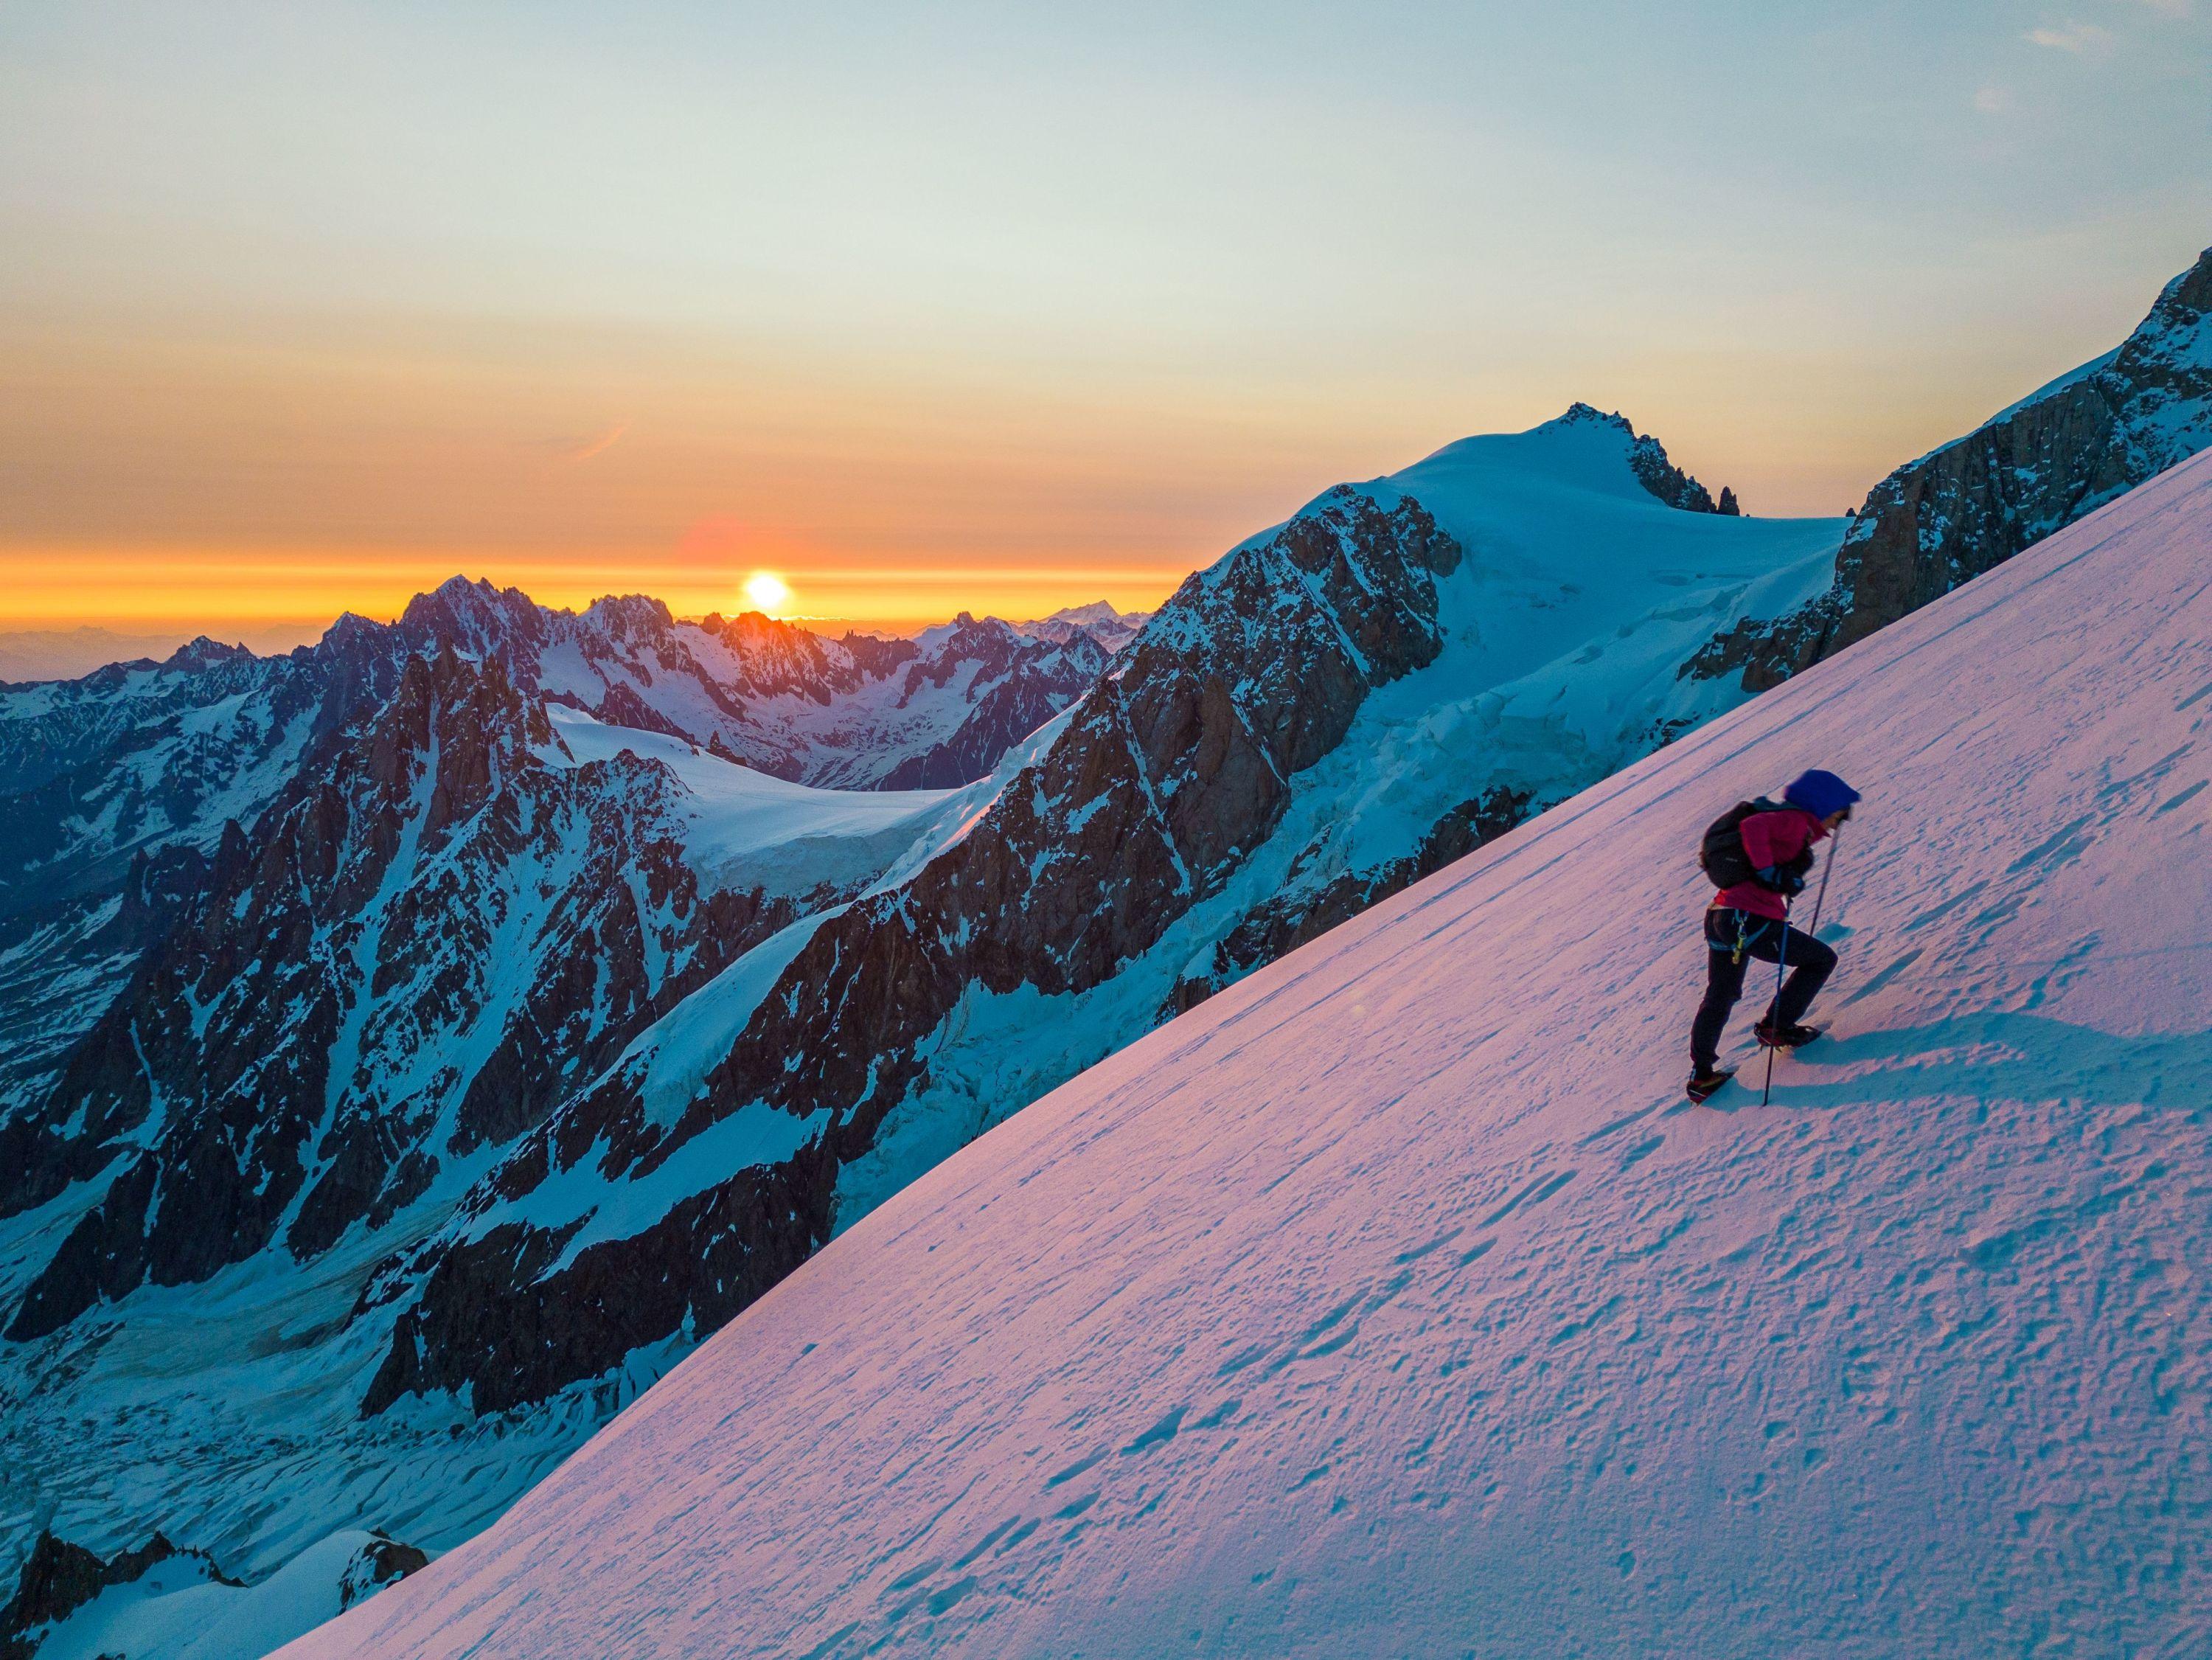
[525,420,632,464]
[1973,84,2014,113]
[2118,0,2190,16]
[2025,19,2115,50]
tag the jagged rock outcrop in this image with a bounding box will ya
[1688,244,2212,691]
[0,1526,425,1660]
[336,1535,428,1612]
[876,619,1107,790]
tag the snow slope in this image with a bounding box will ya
[288,448,2212,1658]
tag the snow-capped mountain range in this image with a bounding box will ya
[0,598,1124,1106]
[286,427,2212,1660]
[4,243,2209,1660]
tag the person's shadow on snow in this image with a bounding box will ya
[1756,1011,2212,1111]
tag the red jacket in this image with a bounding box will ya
[1713,805,1827,921]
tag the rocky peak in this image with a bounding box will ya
[313,611,392,661]
[1554,400,1636,435]
[398,575,547,661]
[1547,403,1735,514]
[1686,243,2212,690]
[159,636,254,673]
[578,593,678,642]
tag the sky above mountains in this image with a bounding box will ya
[2,0,2208,633]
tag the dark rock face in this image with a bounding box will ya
[361,1147,836,1415]
[362,486,1465,1414]
[337,1535,429,1611]
[1689,245,2212,692]
[1,648,790,1339]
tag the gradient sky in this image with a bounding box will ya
[3,1,2208,634]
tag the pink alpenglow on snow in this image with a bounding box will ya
[282,453,2212,1655]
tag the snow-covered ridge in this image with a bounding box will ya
[286,445,2212,1660]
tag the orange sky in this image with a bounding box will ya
[1,277,2152,638]
[0,545,1194,635]
[5,4,2206,639]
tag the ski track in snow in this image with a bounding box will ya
[274,458,2212,1655]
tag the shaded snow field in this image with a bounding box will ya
[35,1533,406,1660]
[288,450,2212,1657]
[543,704,964,897]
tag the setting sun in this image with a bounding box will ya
[742,570,792,615]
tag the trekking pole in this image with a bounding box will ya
[1761,821,1843,1108]
[1803,819,1842,940]
[1761,917,1790,1107]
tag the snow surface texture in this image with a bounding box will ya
[288,451,2212,1658]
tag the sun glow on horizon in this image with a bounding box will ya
[742,570,793,616]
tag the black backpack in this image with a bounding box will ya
[1698,799,1776,889]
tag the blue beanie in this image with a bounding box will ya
[1784,768,1861,819]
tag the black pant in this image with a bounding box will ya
[1690,908,1837,1073]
